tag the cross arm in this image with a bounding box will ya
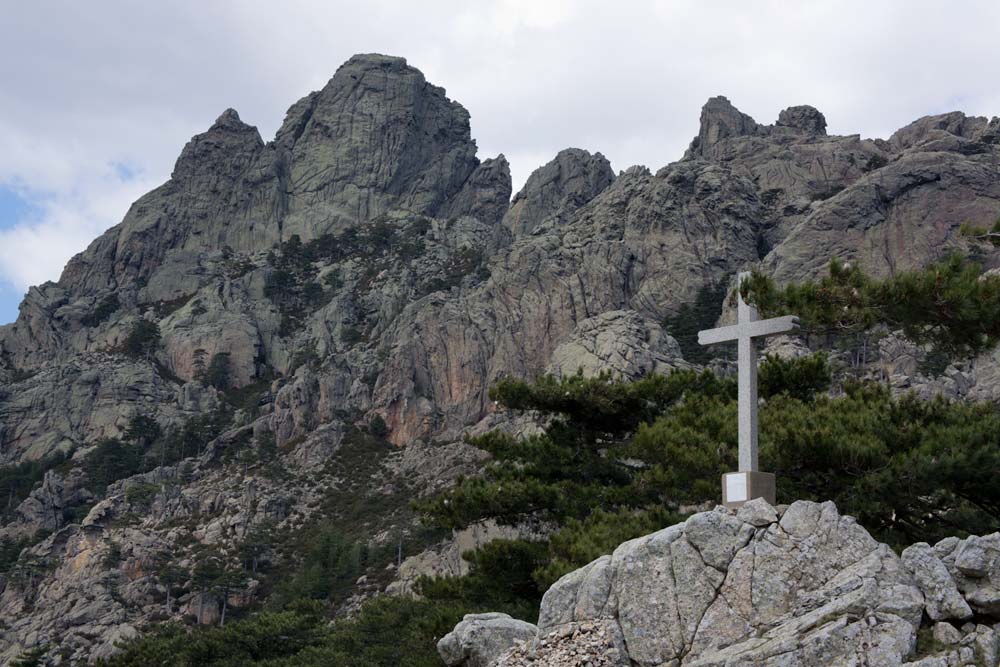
[697,315,799,346]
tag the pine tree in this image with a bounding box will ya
[123,320,161,360]
[205,352,231,391]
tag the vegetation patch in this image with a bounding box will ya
[81,294,121,327]
[663,281,730,364]
[0,450,73,522]
[742,254,1000,357]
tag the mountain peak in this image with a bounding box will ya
[503,148,614,235]
[210,107,248,130]
[687,96,762,158]
[776,104,827,135]
[337,52,410,72]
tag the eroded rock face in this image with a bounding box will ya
[546,310,686,380]
[450,500,1000,667]
[2,68,999,463]
[373,160,761,444]
[776,105,827,135]
[935,533,1000,616]
[685,96,765,159]
[502,148,614,235]
[2,53,1000,664]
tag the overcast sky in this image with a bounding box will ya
[2,0,999,324]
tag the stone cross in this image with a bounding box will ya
[697,271,798,507]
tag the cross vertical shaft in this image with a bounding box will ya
[697,270,798,507]
[736,274,758,472]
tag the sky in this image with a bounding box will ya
[2,1,1000,325]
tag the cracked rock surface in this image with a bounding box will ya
[442,500,1000,667]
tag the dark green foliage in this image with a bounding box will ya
[264,220,433,337]
[103,542,123,568]
[959,216,1000,247]
[159,407,233,463]
[11,645,47,667]
[89,342,1000,663]
[863,153,889,172]
[265,235,323,336]
[420,370,733,529]
[368,414,389,438]
[82,439,144,494]
[221,375,274,418]
[322,270,343,291]
[490,369,732,446]
[419,539,546,622]
[123,320,161,359]
[270,528,372,603]
[0,536,31,574]
[239,522,275,575]
[192,349,208,383]
[663,281,730,364]
[262,426,421,607]
[427,352,1000,575]
[99,596,468,667]
[742,254,1000,357]
[631,380,1000,546]
[96,605,329,667]
[124,482,160,508]
[256,432,278,463]
[340,326,365,346]
[0,451,71,521]
[418,368,738,617]
[205,352,231,391]
[85,408,231,493]
[757,352,831,401]
[300,596,468,667]
[81,294,120,327]
[290,344,320,373]
[419,247,487,295]
[534,507,683,589]
[124,415,162,447]
[917,347,952,378]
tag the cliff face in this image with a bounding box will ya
[2,62,999,461]
[0,54,999,662]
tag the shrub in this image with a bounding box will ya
[81,294,120,327]
[206,352,232,391]
[123,320,161,359]
[368,415,389,439]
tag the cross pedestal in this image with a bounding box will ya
[698,272,798,509]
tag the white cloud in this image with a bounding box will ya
[0,170,157,290]
[1,0,999,300]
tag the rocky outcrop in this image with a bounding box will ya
[441,500,1000,667]
[764,147,1000,281]
[438,614,539,667]
[546,310,686,380]
[502,148,614,235]
[277,54,481,232]
[374,160,761,444]
[0,469,92,540]
[3,63,999,462]
[685,96,765,159]
[446,156,514,228]
[776,105,827,135]
[0,355,216,464]
[0,421,480,665]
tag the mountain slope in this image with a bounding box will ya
[0,53,999,663]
